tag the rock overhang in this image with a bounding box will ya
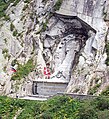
[52,12,96,38]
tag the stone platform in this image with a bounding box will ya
[32,78,69,96]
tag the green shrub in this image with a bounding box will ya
[54,0,63,11]
[78,106,97,119]
[0,96,109,119]
[4,53,11,60]
[78,97,109,119]
[24,0,30,3]
[2,48,10,60]
[10,23,15,31]
[12,0,21,6]
[94,97,109,110]
[13,29,18,36]
[3,14,10,21]
[0,0,21,19]
[101,86,109,96]
[23,4,28,11]
[11,58,35,80]
[97,110,109,119]
[39,96,80,119]
[3,38,7,44]
[0,96,37,119]
[88,83,101,95]
[11,59,18,66]
[3,66,7,72]
[73,88,80,93]
[105,43,109,65]
[2,48,8,54]
[42,21,48,32]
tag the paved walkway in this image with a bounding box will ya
[19,95,50,101]
[19,96,48,101]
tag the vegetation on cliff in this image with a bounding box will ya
[54,0,63,10]
[0,0,21,19]
[101,86,109,96]
[0,95,109,119]
[11,59,35,80]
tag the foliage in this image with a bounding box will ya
[54,0,63,11]
[3,14,10,21]
[78,96,109,119]
[10,23,15,31]
[12,0,21,6]
[22,4,28,11]
[42,0,48,4]
[95,78,100,84]
[105,42,109,65]
[42,20,48,32]
[11,59,35,80]
[3,38,7,44]
[35,96,80,119]
[0,96,37,119]
[2,48,11,60]
[0,0,21,19]
[11,59,18,66]
[2,48,8,54]
[94,97,109,110]
[24,0,30,3]
[101,86,109,96]
[97,110,109,119]
[78,103,97,119]
[10,22,19,37]
[4,52,11,60]
[0,96,109,119]
[73,88,80,93]
[13,29,18,36]
[88,83,101,95]
[0,95,80,119]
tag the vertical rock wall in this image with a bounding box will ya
[60,0,109,94]
[0,0,109,96]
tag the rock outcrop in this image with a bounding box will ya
[0,0,109,97]
[61,0,109,95]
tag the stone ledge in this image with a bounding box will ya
[34,78,69,83]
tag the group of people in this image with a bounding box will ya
[44,67,51,79]
[35,63,51,79]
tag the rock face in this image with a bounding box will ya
[0,0,109,97]
[41,13,96,82]
[59,0,109,94]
